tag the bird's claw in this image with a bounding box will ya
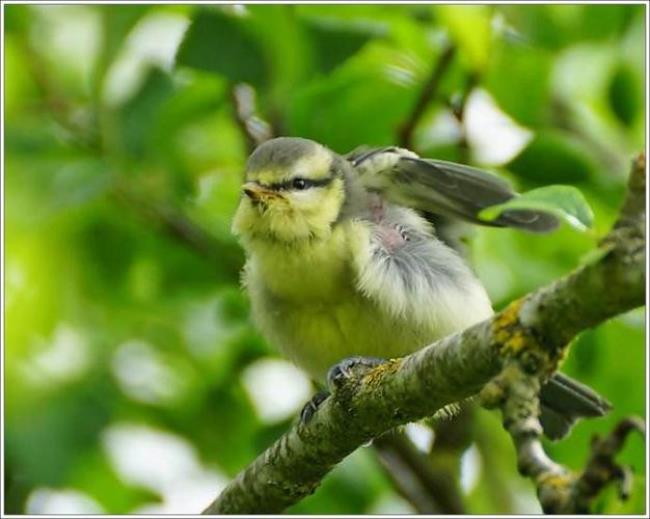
[299,390,329,424]
[300,357,386,424]
[327,356,385,390]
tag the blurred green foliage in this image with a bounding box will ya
[3,3,646,514]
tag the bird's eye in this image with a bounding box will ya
[292,178,308,190]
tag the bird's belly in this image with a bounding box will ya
[245,221,493,383]
[252,290,441,383]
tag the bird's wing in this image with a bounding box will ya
[349,203,494,336]
[348,147,559,233]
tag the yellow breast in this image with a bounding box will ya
[245,221,363,303]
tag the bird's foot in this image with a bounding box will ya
[299,390,329,424]
[327,356,386,390]
[300,357,386,424]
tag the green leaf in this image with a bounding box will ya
[4,4,32,34]
[286,43,417,151]
[94,5,151,85]
[175,8,268,86]
[4,36,40,119]
[118,67,175,159]
[435,5,492,72]
[153,72,227,143]
[499,5,642,50]
[479,185,594,232]
[578,5,640,41]
[303,17,385,74]
[485,39,553,127]
[244,5,311,105]
[608,63,642,127]
[249,7,382,107]
[507,131,598,184]
[69,450,160,514]
[498,5,571,50]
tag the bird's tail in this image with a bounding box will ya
[539,372,612,440]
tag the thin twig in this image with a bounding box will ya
[373,430,465,514]
[449,72,479,163]
[230,83,273,154]
[550,96,627,177]
[373,434,441,514]
[572,417,645,511]
[20,35,100,152]
[481,363,568,512]
[398,43,456,149]
[111,184,243,281]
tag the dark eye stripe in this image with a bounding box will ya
[270,176,334,191]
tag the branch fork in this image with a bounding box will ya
[482,354,645,513]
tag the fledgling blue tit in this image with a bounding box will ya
[232,137,610,439]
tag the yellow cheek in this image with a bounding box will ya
[232,198,311,243]
[232,180,345,244]
[302,184,344,234]
[231,199,255,237]
[307,193,341,230]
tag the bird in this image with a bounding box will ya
[232,136,610,440]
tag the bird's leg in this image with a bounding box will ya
[327,356,386,389]
[300,357,386,424]
[299,391,329,424]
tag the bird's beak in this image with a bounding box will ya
[242,182,278,203]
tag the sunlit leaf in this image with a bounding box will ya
[244,5,311,107]
[579,4,640,41]
[3,36,39,119]
[435,5,492,71]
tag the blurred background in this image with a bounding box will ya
[3,3,646,515]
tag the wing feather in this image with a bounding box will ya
[349,207,493,337]
[351,149,559,233]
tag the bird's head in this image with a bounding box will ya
[232,137,348,245]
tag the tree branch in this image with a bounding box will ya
[230,83,272,154]
[397,43,456,149]
[574,417,645,507]
[373,429,465,514]
[482,362,644,513]
[111,184,243,281]
[203,154,645,514]
[480,153,646,513]
[449,72,479,163]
